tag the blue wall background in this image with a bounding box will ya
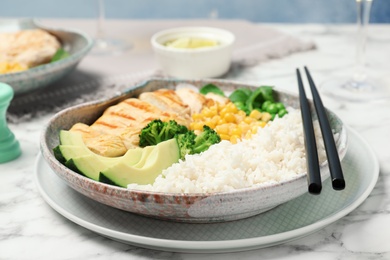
[1,0,389,23]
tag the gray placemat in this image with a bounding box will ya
[7,70,158,123]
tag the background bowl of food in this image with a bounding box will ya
[40,78,348,223]
[151,27,235,79]
[0,19,93,95]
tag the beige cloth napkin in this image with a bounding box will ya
[7,19,315,123]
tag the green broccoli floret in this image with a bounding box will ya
[139,119,188,147]
[175,126,221,160]
[191,125,221,155]
[175,131,196,160]
[139,120,221,160]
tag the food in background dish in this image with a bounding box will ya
[0,29,66,74]
[164,37,219,49]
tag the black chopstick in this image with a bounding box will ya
[296,68,322,195]
[304,66,345,190]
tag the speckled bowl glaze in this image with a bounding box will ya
[40,79,348,223]
[0,19,93,95]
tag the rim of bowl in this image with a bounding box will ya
[41,78,347,199]
[151,26,235,53]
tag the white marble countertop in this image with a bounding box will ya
[1,20,390,259]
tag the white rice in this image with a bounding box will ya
[127,109,328,193]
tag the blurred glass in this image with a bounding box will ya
[320,0,389,102]
[91,0,132,55]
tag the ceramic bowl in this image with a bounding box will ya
[40,78,348,223]
[0,19,93,95]
[151,27,235,79]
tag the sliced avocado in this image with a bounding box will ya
[132,146,155,168]
[53,145,68,164]
[54,145,118,165]
[55,145,143,166]
[59,146,143,181]
[54,130,92,163]
[65,155,108,181]
[55,130,143,164]
[100,138,180,187]
[59,130,84,145]
[53,130,144,180]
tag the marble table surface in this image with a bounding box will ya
[1,20,390,259]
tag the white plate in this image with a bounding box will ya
[35,127,379,253]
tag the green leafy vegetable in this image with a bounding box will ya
[229,88,250,103]
[246,86,275,111]
[51,48,70,62]
[199,84,225,96]
[258,86,274,103]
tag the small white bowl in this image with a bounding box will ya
[151,27,235,79]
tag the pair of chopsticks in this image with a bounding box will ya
[296,66,345,195]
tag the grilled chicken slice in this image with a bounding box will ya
[139,89,191,119]
[87,95,192,149]
[205,92,230,105]
[118,126,145,150]
[69,123,127,157]
[90,98,190,131]
[175,88,207,115]
[121,98,190,126]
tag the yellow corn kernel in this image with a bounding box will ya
[211,115,221,125]
[215,124,230,135]
[204,120,216,129]
[244,131,252,139]
[220,134,230,140]
[227,102,238,113]
[238,110,247,117]
[244,117,255,124]
[235,114,245,123]
[217,118,227,125]
[210,105,218,112]
[258,121,267,128]
[230,135,240,144]
[192,113,202,120]
[238,123,250,134]
[224,112,236,123]
[251,125,259,134]
[249,110,262,120]
[261,112,272,122]
[230,127,242,137]
[202,108,216,118]
[191,122,204,131]
[219,107,228,118]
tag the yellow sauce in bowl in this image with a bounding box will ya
[164,37,219,49]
